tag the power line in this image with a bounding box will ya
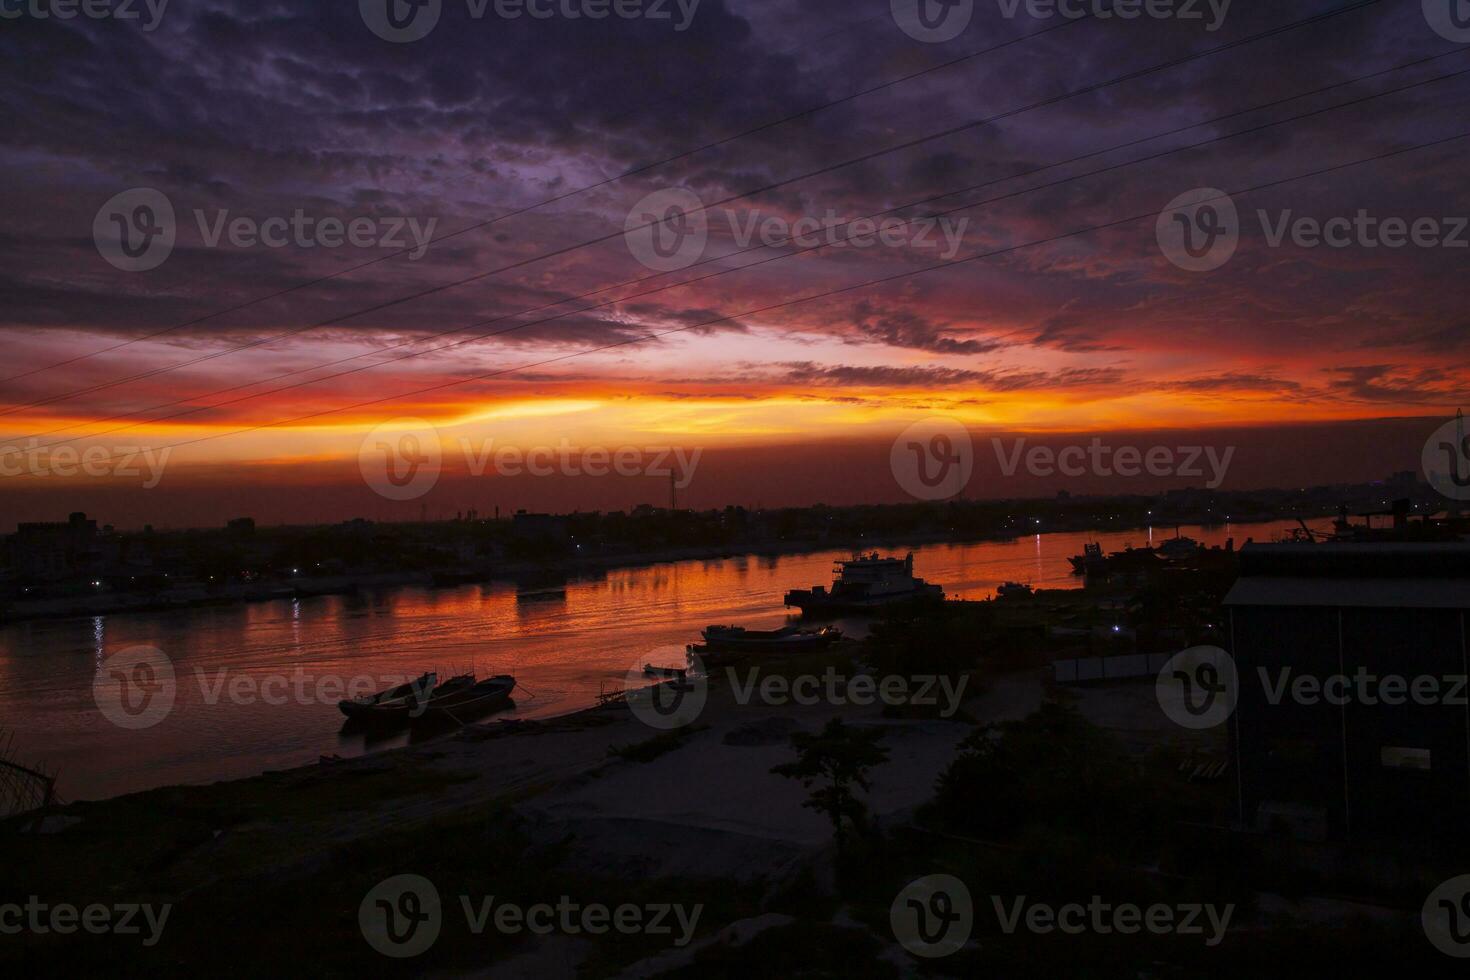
[11,124,1463,478]
[0,0,1381,418]
[0,7,1081,386]
[10,42,1463,457]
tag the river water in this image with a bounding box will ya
[0,521,1296,801]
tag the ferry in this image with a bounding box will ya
[783,552,943,614]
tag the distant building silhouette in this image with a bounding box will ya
[10,512,100,582]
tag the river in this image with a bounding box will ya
[0,520,1297,801]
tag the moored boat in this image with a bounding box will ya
[691,624,842,653]
[339,673,515,727]
[338,672,436,719]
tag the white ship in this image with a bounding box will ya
[783,552,943,613]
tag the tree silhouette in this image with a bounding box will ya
[771,718,889,852]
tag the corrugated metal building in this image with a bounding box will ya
[1224,543,1470,841]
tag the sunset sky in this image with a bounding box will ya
[1,0,1467,526]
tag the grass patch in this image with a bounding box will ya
[608,725,708,763]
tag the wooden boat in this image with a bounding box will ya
[418,674,516,723]
[338,672,436,719]
[339,673,515,727]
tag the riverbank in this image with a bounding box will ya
[6,645,1440,976]
[0,512,1308,625]
[1,653,991,973]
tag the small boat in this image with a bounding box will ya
[694,624,842,653]
[997,581,1033,598]
[339,673,515,727]
[643,664,688,678]
[338,672,436,719]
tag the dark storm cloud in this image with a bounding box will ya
[774,360,1124,390]
[0,0,1463,369]
[846,302,1004,354]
